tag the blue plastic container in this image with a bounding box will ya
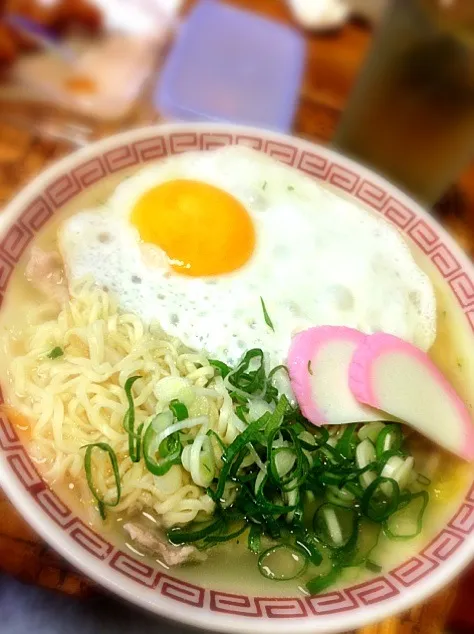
[155,0,306,132]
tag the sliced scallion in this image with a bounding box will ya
[295,537,323,566]
[313,503,358,549]
[143,413,182,476]
[123,376,143,463]
[169,399,189,421]
[209,359,231,378]
[168,518,225,545]
[365,560,382,573]
[417,473,431,486]
[83,442,121,520]
[361,477,400,522]
[248,524,262,554]
[260,297,275,331]
[306,567,341,594]
[383,491,429,540]
[375,424,403,459]
[258,545,308,581]
[47,346,64,359]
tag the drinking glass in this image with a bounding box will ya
[333,0,474,205]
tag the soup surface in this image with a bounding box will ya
[1,149,473,596]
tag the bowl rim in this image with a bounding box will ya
[0,122,473,634]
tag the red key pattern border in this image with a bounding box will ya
[1,131,474,619]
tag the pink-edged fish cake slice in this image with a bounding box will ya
[288,326,385,426]
[349,333,474,461]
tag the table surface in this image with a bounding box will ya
[0,2,474,633]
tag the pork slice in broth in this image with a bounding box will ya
[124,522,206,566]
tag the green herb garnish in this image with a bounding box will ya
[306,567,341,594]
[417,473,431,486]
[365,560,382,573]
[123,376,143,462]
[143,423,182,476]
[260,297,275,331]
[170,399,189,421]
[258,545,308,581]
[209,359,232,378]
[47,346,64,359]
[83,442,121,519]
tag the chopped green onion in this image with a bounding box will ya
[268,426,307,491]
[258,545,308,581]
[248,524,262,554]
[378,449,406,470]
[347,519,380,566]
[123,376,143,463]
[260,297,275,331]
[365,560,382,573]
[206,429,226,453]
[306,567,341,594]
[383,491,429,540]
[255,474,297,514]
[170,399,189,421]
[361,477,400,522]
[168,517,225,545]
[313,503,358,548]
[358,421,385,443]
[204,522,247,544]
[143,421,182,476]
[225,349,267,399]
[47,346,64,359]
[116,347,431,594]
[336,425,358,460]
[211,413,270,502]
[268,364,289,381]
[265,394,289,435]
[375,424,403,459]
[80,344,430,595]
[302,426,329,450]
[209,359,231,378]
[83,443,121,520]
[235,404,248,422]
[295,537,323,566]
[417,474,431,486]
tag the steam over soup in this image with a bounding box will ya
[1,147,473,596]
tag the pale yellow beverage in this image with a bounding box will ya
[334,0,474,205]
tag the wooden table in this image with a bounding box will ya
[1,2,473,632]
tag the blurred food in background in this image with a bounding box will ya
[0,0,102,69]
[286,0,388,31]
[0,0,183,206]
[0,0,182,121]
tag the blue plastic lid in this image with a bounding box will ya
[155,0,306,132]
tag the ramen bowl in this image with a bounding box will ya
[0,123,473,634]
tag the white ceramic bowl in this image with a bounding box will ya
[1,123,473,634]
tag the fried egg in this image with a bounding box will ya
[58,146,436,370]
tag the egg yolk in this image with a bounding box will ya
[131,180,256,277]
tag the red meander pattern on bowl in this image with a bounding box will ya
[1,124,474,634]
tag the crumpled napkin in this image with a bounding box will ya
[286,0,388,30]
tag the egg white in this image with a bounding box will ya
[58,146,436,371]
